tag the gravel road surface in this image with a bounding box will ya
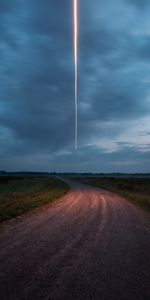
[0,178,150,300]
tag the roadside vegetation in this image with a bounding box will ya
[74,177,150,212]
[0,177,69,222]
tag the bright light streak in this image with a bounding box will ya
[74,0,78,149]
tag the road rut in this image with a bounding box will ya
[0,178,150,300]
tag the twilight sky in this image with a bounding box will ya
[0,0,150,172]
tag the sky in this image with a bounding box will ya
[0,0,150,173]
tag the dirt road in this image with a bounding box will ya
[0,178,150,300]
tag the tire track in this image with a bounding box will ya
[0,179,150,300]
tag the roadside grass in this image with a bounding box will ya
[73,177,150,212]
[0,177,69,223]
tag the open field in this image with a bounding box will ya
[72,176,150,212]
[0,176,69,223]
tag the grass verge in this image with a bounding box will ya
[73,176,150,212]
[0,176,69,223]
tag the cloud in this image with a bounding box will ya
[0,0,150,171]
[126,0,149,9]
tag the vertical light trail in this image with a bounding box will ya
[74,0,78,149]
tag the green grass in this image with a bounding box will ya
[0,176,69,222]
[73,176,150,212]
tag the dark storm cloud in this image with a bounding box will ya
[127,0,149,9]
[137,36,150,60]
[0,0,150,171]
[0,0,16,12]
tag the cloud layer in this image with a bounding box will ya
[0,0,150,172]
